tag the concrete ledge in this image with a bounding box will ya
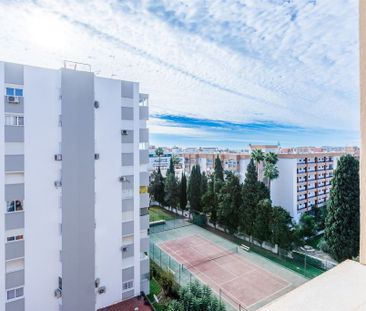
[259,260,366,311]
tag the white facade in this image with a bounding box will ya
[0,62,149,311]
[271,155,340,222]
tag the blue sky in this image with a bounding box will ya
[0,0,360,148]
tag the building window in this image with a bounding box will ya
[123,280,134,291]
[6,200,23,213]
[6,88,23,97]
[5,115,24,126]
[7,235,24,243]
[6,287,24,301]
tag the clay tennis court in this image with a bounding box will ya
[160,234,291,310]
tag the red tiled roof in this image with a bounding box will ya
[98,296,153,311]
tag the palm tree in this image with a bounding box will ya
[251,149,264,178]
[264,163,279,192]
[264,152,278,165]
[155,147,164,170]
[171,154,181,166]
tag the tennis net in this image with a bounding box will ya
[183,246,238,269]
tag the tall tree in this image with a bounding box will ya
[264,162,279,192]
[155,147,164,170]
[201,172,208,196]
[179,173,188,215]
[214,155,224,181]
[253,199,272,242]
[202,175,216,226]
[149,167,165,206]
[324,155,360,262]
[298,213,316,240]
[165,172,179,211]
[166,157,175,176]
[271,206,294,249]
[240,159,269,235]
[188,165,202,213]
[251,149,264,178]
[217,173,242,234]
[264,152,278,165]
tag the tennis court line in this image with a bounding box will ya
[162,245,245,311]
[160,235,286,310]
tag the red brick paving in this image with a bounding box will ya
[98,296,153,311]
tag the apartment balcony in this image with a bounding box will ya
[259,260,366,311]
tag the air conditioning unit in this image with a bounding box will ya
[95,278,100,288]
[94,153,100,160]
[119,176,127,182]
[94,101,100,108]
[7,96,20,104]
[54,181,62,188]
[98,286,106,294]
[121,130,128,136]
[54,288,62,298]
[54,154,62,161]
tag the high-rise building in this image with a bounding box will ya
[0,61,150,311]
[271,153,342,222]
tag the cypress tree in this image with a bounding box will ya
[167,157,175,176]
[201,171,208,196]
[165,172,179,211]
[240,159,269,235]
[214,155,224,181]
[179,173,187,214]
[217,173,242,234]
[188,165,202,212]
[324,155,360,261]
[151,167,165,207]
[253,199,272,242]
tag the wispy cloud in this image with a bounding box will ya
[0,0,359,147]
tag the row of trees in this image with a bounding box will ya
[150,153,295,249]
[150,148,361,261]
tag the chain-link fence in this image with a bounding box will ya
[149,241,247,311]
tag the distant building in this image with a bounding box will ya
[271,153,343,222]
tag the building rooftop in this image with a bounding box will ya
[97,297,153,311]
[259,260,366,311]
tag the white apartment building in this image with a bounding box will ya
[271,153,341,222]
[0,62,150,311]
[180,149,344,222]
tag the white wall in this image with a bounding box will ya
[198,157,207,173]
[95,77,123,309]
[0,62,5,309]
[271,159,298,220]
[132,82,141,296]
[24,66,61,310]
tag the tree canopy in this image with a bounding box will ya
[324,155,360,262]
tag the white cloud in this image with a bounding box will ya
[0,0,359,133]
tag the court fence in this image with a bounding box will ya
[149,240,248,311]
[204,222,337,279]
[149,218,192,234]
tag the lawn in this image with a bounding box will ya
[149,206,176,222]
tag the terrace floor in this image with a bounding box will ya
[259,260,366,311]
